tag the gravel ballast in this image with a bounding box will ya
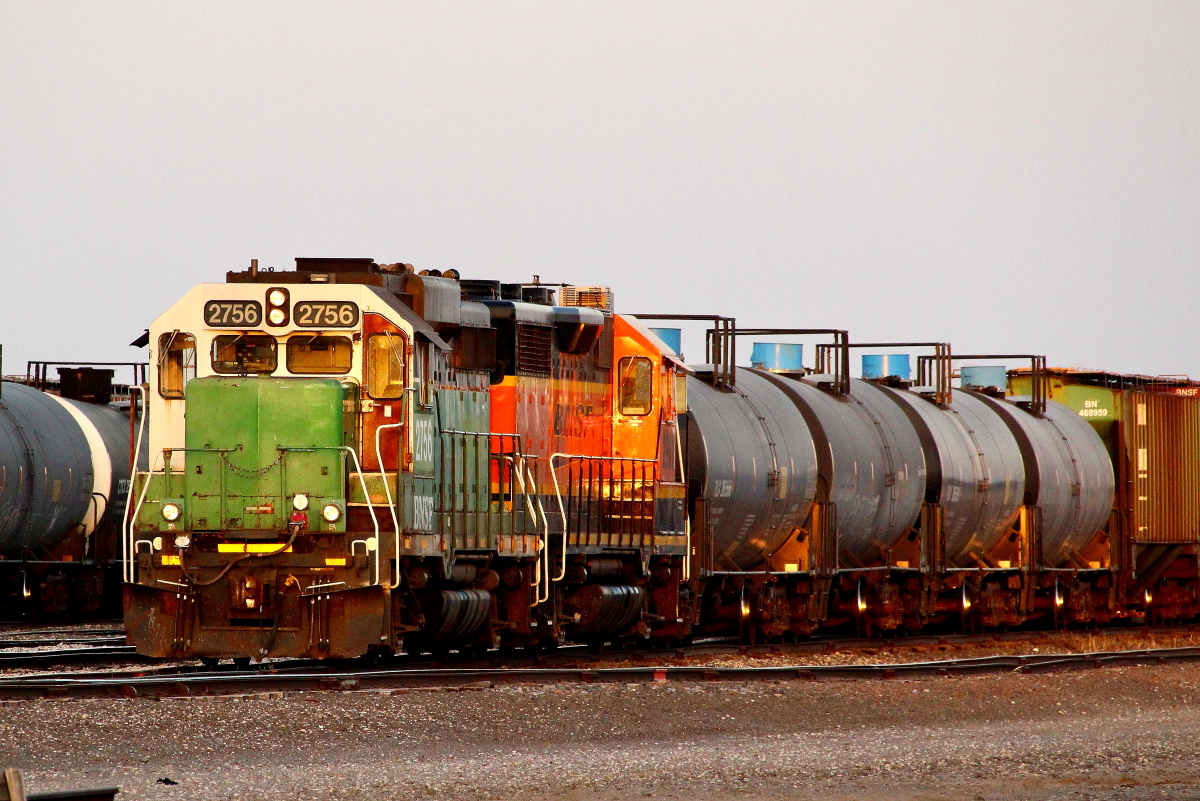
[4,663,1200,800]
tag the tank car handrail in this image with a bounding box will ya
[628,313,737,388]
[922,353,1048,415]
[817,341,953,405]
[736,328,851,396]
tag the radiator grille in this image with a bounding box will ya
[516,324,553,377]
[560,286,614,312]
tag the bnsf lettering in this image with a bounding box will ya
[412,495,435,532]
[553,403,590,438]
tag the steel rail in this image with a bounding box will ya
[1,645,1199,700]
[0,635,124,649]
[7,622,1200,673]
[0,645,141,668]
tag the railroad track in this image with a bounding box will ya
[0,624,134,668]
[1,644,1198,701]
[2,621,1198,673]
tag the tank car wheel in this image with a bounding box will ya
[363,647,395,666]
[199,657,221,670]
[462,644,490,660]
[232,656,252,671]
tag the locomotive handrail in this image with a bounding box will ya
[374,421,404,589]
[342,445,381,586]
[439,429,532,552]
[530,461,551,604]
[289,446,381,586]
[508,455,548,605]
[122,385,148,583]
[549,452,658,558]
[675,423,691,582]
[126,451,166,584]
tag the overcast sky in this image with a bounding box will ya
[2,2,1197,381]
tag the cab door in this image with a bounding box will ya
[361,314,410,515]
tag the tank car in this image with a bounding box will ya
[0,366,140,617]
[684,343,1117,639]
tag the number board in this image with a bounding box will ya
[203,300,263,328]
[293,301,360,328]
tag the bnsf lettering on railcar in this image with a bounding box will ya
[411,494,435,532]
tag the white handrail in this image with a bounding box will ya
[527,461,550,604]
[126,449,166,583]
[374,421,404,589]
[675,423,691,582]
[549,452,659,582]
[509,455,543,606]
[122,385,147,583]
[547,454,573,582]
[341,446,381,586]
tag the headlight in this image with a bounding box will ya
[268,308,286,325]
[322,504,341,522]
[174,535,191,548]
[162,503,181,522]
[268,289,287,307]
[292,493,309,511]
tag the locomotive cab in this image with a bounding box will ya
[125,279,430,658]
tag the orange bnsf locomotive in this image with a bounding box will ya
[120,257,1200,662]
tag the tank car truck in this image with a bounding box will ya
[123,259,690,661]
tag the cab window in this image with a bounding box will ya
[157,331,196,399]
[618,356,653,416]
[211,335,277,374]
[366,333,407,399]
[287,335,353,374]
